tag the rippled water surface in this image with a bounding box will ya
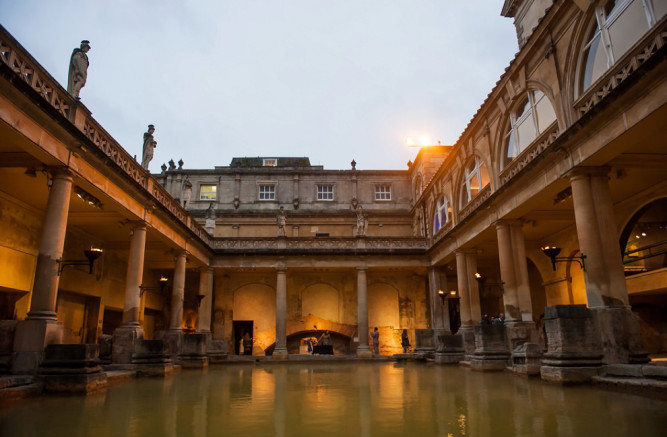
[1,362,666,436]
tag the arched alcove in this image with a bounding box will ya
[368,282,400,329]
[301,283,340,323]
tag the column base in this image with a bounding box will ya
[163,330,183,360]
[133,339,174,377]
[179,334,209,368]
[470,324,510,372]
[356,346,372,359]
[540,365,601,384]
[434,332,464,364]
[40,344,107,395]
[112,325,144,364]
[505,321,538,352]
[590,306,650,364]
[11,318,63,374]
[457,325,476,359]
[272,348,289,361]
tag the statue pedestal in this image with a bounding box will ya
[434,332,465,364]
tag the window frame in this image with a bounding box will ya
[257,183,276,201]
[263,158,277,167]
[374,184,392,201]
[316,184,335,201]
[199,184,217,201]
[459,157,489,209]
[433,196,451,234]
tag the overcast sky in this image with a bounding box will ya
[3,1,518,171]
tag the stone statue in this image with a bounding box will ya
[205,202,216,235]
[182,178,192,207]
[141,125,157,170]
[355,205,368,237]
[205,202,216,220]
[276,206,286,237]
[67,40,91,99]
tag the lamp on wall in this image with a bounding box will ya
[140,275,169,296]
[541,246,586,271]
[437,289,446,304]
[57,247,103,275]
[474,272,504,292]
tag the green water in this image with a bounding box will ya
[1,362,665,436]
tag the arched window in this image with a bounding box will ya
[620,198,667,276]
[433,196,451,234]
[503,89,556,168]
[579,0,663,95]
[459,157,489,209]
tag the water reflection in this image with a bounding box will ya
[1,363,666,436]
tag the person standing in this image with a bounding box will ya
[370,327,380,355]
[67,40,91,99]
[401,329,410,353]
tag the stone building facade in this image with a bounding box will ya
[0,0,665,377]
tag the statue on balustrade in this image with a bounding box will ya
[67,40,91,99]
[141,124,157,170]
[276,206,287,237]
[355,205,368,237]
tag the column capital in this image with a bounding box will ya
[454,248,478,255]
[565,165,610,181]
[275,264,287,272]
[493,218,523,229]
[356,266,368,271]
[128,220,148,232]
[46,166,73,180]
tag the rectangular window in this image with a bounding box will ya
[375,185,391,201]
[263,159,277,167]
[258,184,276,200]
[199,184,217,200]
[317,185,334,201]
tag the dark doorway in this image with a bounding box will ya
[233,320,253,355]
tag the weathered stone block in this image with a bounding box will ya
[414,329,435,354]
[470,324,510,371]
[0,320,18,372]
[590,306,649,365]
[112,326,144,364]
[179,334,208,369]
[11,319,63,374]
[40,344,107,394]
[434,333,464,364]
[132,340,174,377]
[511,342,541,376]
[541,365,600,384]
[97,334,113,364]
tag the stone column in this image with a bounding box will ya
[12,168,72,374]
[428,267,448,332]
[356,267,372,358]
[273,266,288,360]
[496,220,533,322]
[456,250,480,356]
[112,223,147,364]
[170,252,187,330]
[568,168,628,307]
[165,251,187,358]
[197,267,214,335]
[568,167,647,364]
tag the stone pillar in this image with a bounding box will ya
[428,267,450,332]
[165,251,187,358]
[356,267,372,358]
[12,168,72,374]
[112,223,147,364]
[568,168,647,364]
[273,266,288,360]
[496,220,536,352]
[455,250,480,356]
[568,168,628,307]
[197,267,214,335]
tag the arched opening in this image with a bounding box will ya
[264,330,352,355]
[459,156,490,210]
[619,197,667,355]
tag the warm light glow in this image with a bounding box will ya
[437,290,445,296]
[474,272,482,279]
[449,290,456,295]
[90,247,103,253]
[159,276,168,282]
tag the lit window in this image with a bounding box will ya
[263,159,277,167]
[375,185,391,201]
[199,184,217,201]
[503,90,556,168]
[579,0,661,95]
[258,184,275,200]
[317,185,334,201]
[433,196,451,233]
[459,157,489,209]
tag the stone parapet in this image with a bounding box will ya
[39,344,107,394]
[434,332,465,364]
[540,305,603,384]
[470,324,510,371]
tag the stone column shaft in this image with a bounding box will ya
[356,267,371,357]
[496,222,519,321]
[28,169,73,319]
[170,252,187,330]
[197,267,214,333]
[122,224,146,325]
[569,169,629,307]
[273,267,288,358]
[456,251,472,327]
[511,223,533,320]
[428,267,450,332]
